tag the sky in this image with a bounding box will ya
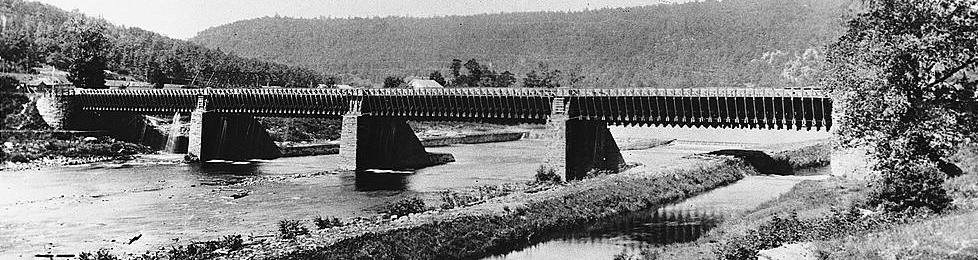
[32,0,688,40]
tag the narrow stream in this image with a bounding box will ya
[487,169,830,259]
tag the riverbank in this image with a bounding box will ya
[1,131,152,171]
[62,138,836,259]
[630,158,978,259]
[221,155,757,259]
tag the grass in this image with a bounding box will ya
[814,209,978,259]
[644,177,870,259]
[234,156,754,259]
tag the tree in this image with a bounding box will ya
[428,71,446,87]
[57,17,110,89]
[825,0,977,212]
[146,60,164,88]
[383,76,405,88]
[449,59,462,86]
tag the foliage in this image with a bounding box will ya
[273,157,749,259]
[534,165,562,184]
[715,207,912,259]
[2,0,325,87]
[383,76,405,88]
[278,219,309,239]
[448,59,516,88]
[439,190,482,209]
[192,0,848,88]
[312,216,344,229]
[824,0,978,213]
[385,197,427,217]
[428,70,447,86]
[0,75,19,91]
[523,63,585,88]
[78,249,119,260]
[55,17,109,88]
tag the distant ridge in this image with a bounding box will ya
[192,0,854,88]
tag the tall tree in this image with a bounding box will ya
[428,70,446,87]
[825,0,978,212]
[146,60,164,88]
[57,17,110,89]
[383,76,405,88]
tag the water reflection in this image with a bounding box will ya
[189,161,263,175]
[354,171,409,191]
[487,206,722,260]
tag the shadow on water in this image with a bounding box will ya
[487,206,723,259]
[354,171,409,191]
[188,162,263,185]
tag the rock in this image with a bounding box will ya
[757,242,817,260]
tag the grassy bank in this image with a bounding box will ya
[637,158,978,259]
[213,155,754,259]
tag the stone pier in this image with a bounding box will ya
[337,99,448,171]
[186,95,280,161]
[539,97,625,180]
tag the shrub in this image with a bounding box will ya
[534,165,562,184]
[218,234,244,251]
[715,207,907,259]
[278,219,309,239]
[385,197,427,217]
[868,157,951,213]
[313,216,344,229]
[78,249,119,260]
[439,190,481,209]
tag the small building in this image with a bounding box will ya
[406,79,443,89]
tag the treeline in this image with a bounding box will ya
[384,58,583,89]
[192,0,851,88]
[0,0,325,88]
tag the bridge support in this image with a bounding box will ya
[566,120,625,180]
[540,97,625,180]
[338,100,444,171]
[339,115,439,171]
[186,96,280,162]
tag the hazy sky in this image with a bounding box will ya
[32,0,687,40]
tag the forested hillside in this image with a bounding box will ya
[1,0,324,88]
[193,0,854,88]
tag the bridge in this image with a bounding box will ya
[39,87,832,179]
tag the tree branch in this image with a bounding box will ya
[927,56,977,88]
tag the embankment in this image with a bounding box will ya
[224,155,757,259]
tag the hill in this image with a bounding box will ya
[192,0,855,88]
[1,0,325,88]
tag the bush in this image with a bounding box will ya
[534,165,562,184]
[385,197,427,217]
[278,219,309,239]
[313,216,344,229]
[715,207,908,259]
[78,249,119,260]
[439,190,481,209]
[0,75,19,91]
[868,157,951,213]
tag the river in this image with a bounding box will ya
[0,126,828,257]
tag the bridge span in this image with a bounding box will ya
[39,87,831,179]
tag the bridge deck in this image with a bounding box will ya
[56,88,831,130]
